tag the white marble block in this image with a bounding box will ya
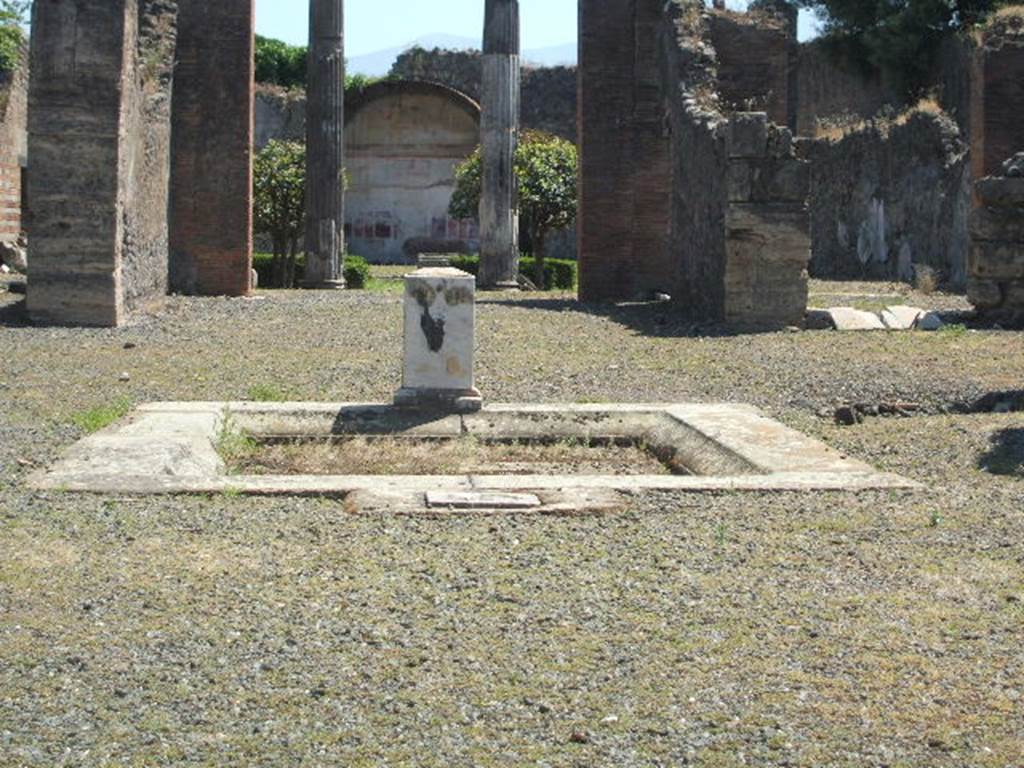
[394,267,482,412]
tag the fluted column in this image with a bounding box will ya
[304,0,345,288]
[479,0,520,289]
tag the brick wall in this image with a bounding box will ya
[0,43,27,244]
[170,0,254,296]
[968,169,1024,326]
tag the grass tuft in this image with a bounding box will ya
[71,398,132,434]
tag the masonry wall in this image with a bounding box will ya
[794,41,894,137]
[707,11,791,127]
[27,0,177,326]
[969,168,1024,326]
[0,44,28,245]
[659,2,810,326]
[390,48,578,142]
[255,84,305,149]
[806,110,970,288]
[170,0,254,296]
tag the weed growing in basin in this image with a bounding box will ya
[71,397,132,434]
[216,411,258,464]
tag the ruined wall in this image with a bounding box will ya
[578,0,672,302]
[970,14,1024,183]
[969,157,1024,325]
[707,11,791,127]
[344,82,480,263]
[255,84,305,149]
[794,42,895,137]
[657,2,810,326]
[389,48,578,142]
[806,110,970,288]
[0,43,28,245]
[170,0,254,297]
[27,0,177,326]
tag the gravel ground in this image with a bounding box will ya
[1,276,1022,766]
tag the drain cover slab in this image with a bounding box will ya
[426,491,543,510]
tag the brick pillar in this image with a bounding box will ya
[26,1,134,326]
[579,0,672,302]
[170,0,254,296]
[970,21,1024,183]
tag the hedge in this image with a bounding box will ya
[253,253,370,289]
[447,255,577,290]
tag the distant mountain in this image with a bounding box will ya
[348,33,577,77]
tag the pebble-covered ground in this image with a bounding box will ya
[1,274,1022,766]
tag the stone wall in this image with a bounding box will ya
[655,2,810,325]
[27,0,178,326]
[169,0,254,297]
[389,47,577,142]
[707,10,791,127]
[794,41,895,137]
[968,157,1024,326]
[0,43,27,245]
[805,109,970,288]
[255,84,305,149]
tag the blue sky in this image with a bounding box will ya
[254,1,817,55]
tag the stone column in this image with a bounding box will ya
[478,0,520,290]
[303,0,346,288]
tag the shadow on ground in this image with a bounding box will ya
[477,296,777,338]
[979,428,1024,477]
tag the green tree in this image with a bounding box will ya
[255,35,308,89]
[450,131,577,289]
[795,0,1013,97]
[254,140,307,288]
[0,0,27,75]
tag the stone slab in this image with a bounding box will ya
[426,491,543,510]
[825,307,887,331]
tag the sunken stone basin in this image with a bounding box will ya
[32,402,917,500]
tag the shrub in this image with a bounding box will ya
[448,254,576,291]
[450,131,578,289]
[343,255,371,289]
[253,140,306,287]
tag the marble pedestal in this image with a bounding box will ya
[394,267,483,413]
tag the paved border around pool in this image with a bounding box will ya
[31,402,919,496]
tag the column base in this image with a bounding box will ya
[394,387,483,414]
[302,279,347,290]
[478,280,520,291]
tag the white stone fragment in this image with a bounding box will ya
[826,307,887,331]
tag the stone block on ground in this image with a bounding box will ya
[914,311,945,331]
[825,307,887,331]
